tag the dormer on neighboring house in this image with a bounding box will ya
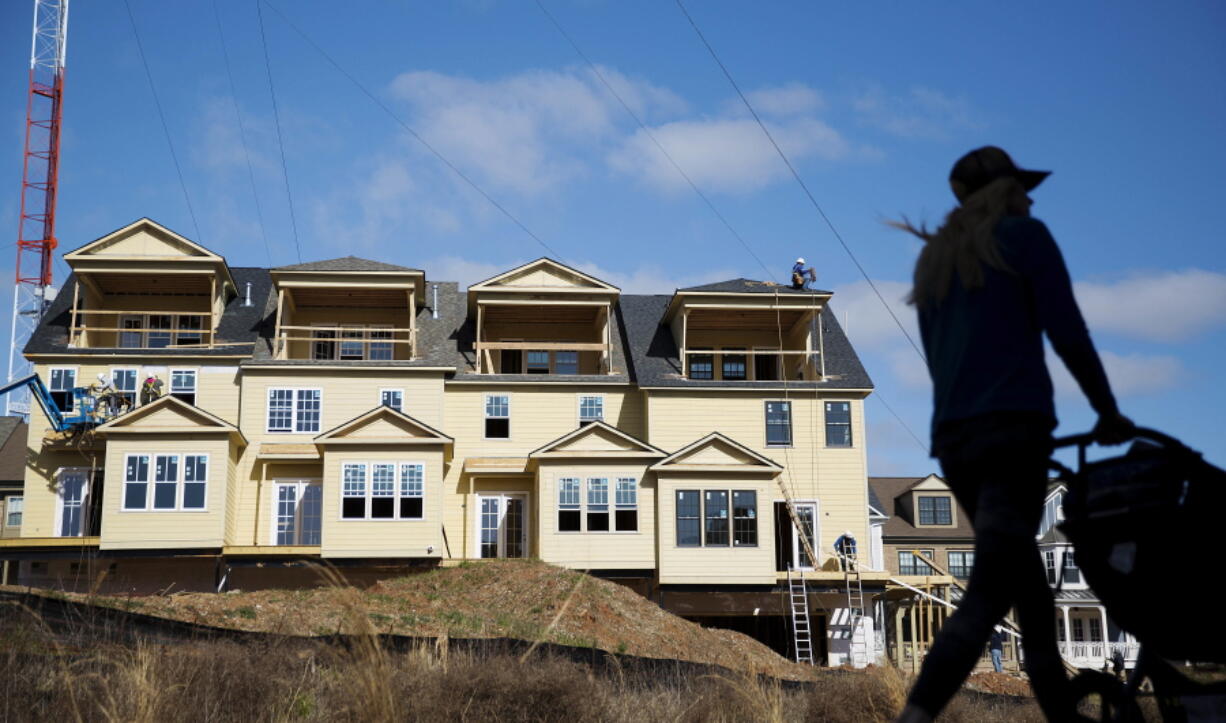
[269,257,425,361]
[62,219,236,350]
[1038,481,1066,538]
[895,474,959,529]
[663,279,829,382]
[467,258,620,376]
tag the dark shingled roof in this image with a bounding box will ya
[274,256,420,273]
[619,295,872,390]
[868,486,887,517]
[0,416,27,484]
[868,476,975,541]
[25,268,273,356]
[679,278,832,295]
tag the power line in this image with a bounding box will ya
[214,0,274,267]
[258,0,565,262]
[534,0,773,282]
[673,0,927,368]
[255,0,302,264]
[122,0,202,243]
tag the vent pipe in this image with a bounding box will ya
[432,284,439,319]
[242,281,253,307]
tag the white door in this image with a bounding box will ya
[272,481,322,545]
[476,494,527,559]
[792,502,818,570]
[56,468,91,537]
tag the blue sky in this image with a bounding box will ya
[1,1,1223,475]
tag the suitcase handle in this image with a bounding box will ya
[1052,427,1186,474]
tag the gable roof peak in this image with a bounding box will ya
[274,256,420,273]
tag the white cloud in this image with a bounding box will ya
[1075,269,1226,343]
[829,279,917,352]
[853,85,981,139]
[388,67,683,196]
[743,83,824,116]
[609,117,849,194]
[1048,348,1183,400]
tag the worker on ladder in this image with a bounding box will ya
[834,530,857,571]
[791,257,817,290]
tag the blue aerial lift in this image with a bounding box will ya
[0,373,119,432]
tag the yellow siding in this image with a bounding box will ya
[647,390,870,569]
[230,369,446,552]
[656,474,776,584]
[99,436,230,550]
[30,360,241,425]
[319,448,445,558]
[535,461,655,569]
[441,385,643,559]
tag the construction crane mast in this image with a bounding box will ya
[6,0,69,417]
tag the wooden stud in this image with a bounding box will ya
[209,275,217,349]
[475,304,485,374]
[274,288,286,359]
[408,289,417,360]
[681,309,688,377]
[69,281,80,347]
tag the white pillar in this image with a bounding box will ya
[1060,605,1071,658]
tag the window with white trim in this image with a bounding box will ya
[123,453,207,511]
[948,550,975,579]
[765,401,792,446]
[484,394,509,439]
[578,395,603,426]
[170,369,197,405]
[267,388,322,433]
[4,496,22,527]
[615,477,638,532]
[380,388,404,412]
[899,549,936,576]
[587,478,609,531]
[825,401,853,447]
[340,461,425,520]
[49,367,76,412]
[112,369,137,408]
[557,477,581,531]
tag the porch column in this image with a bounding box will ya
[1098,605,1110,659]
[909,603,919,673]
[893,604,905,667]
[1060,605,1071,657]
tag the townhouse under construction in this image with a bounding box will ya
[0,217,965,665]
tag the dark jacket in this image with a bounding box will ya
[918,216,1117,454]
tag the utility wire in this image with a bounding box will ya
[541,1,928,456]
[122,0,202,243]
[674,0,927,368]
[214,0,275,267]
[259,0,565,262]
[255,0,302,263]
[534,0,773,282]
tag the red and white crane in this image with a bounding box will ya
[6,0,69,417]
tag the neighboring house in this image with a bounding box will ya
[0,417,28,582]
[868,474,1015,672]
[1038,482,1140,670]
[0,218,889,666]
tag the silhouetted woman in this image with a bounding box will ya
[892,147,1133,722]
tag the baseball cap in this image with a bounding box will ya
[949,146,1050,202]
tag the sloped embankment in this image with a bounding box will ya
[8,559,808,679]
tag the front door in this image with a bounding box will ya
[476,494,527,559]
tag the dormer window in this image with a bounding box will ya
[917,495,953,525]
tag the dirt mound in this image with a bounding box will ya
[966,671,1034,697]
[11,559,810,679]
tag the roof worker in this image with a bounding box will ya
[889,146,1134,723]
[791,257,816,290]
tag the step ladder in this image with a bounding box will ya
[841,548,869,666]
[787,564,815,665]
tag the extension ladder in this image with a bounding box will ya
[842,549,869,666]
[787,564,815,664]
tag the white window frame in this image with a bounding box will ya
[556,475,638,534]
[337,461,427,521]
[266,387,323,434]
[380,388,404,412]
[777,498,818,570]
[473,491,529,559]
[48,366,78,412]
[120,452,209,512]
[764,400,793,447]
[4,495,23,529]
[484,394,510,440]
[577,394,604,426]
[269,479,323,545]
[824,400,854,447]
[169,368,198,404]
[111,367,139,408]
[54,467,92,537]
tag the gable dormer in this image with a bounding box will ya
[895,474,958,528]
[663,279,830,382]
[468,258,620,375]
[63,219,236,349]
[269,257,425,361]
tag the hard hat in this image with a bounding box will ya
[97,373,108,382]
[796,257,805,264]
